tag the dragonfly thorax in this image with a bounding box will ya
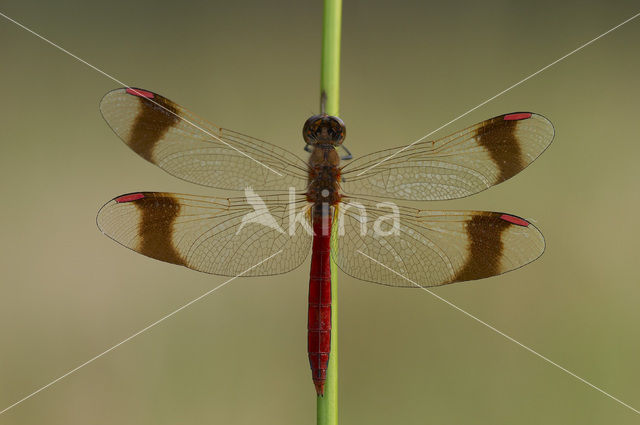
[307,145,342,207]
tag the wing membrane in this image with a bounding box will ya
[97,191,312,276]
[333,197,545,287]
[100,88,309,191]
[340,113,554,200]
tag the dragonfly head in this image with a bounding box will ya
[303,114,346,146]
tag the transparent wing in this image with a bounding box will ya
[97,191,313,276]
[100,88,309,191]
[340,113,554,200]
[333,197,545,287]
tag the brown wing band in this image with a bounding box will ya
[127,92,180,162]
[476,116,526,183]
[134,194,186,266]
[452,214,511,282]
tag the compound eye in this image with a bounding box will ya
[328,117,346,144]
[302,115,324,143]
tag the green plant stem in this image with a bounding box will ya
[320,0,341,117]
[317,1,341,425]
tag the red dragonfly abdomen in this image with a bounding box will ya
[308,211,332,396]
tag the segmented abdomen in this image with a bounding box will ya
[308,211,332,395]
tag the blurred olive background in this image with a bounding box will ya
[1,1,639,424]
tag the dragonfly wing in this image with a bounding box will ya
[97,192,313,276]
[100,88,309,191]
[333,198,544,287]
[340,113,554,200]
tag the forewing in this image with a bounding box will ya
[340,113,554,200]
[100,88,309,191]
[333,198,544,287]
[97,192,312,276]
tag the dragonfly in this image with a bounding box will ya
[97,87,554,395]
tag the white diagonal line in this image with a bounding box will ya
[0,11,283,177]
[0,250,282,416]
[356,10,640,177]
[356,250,640,415]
